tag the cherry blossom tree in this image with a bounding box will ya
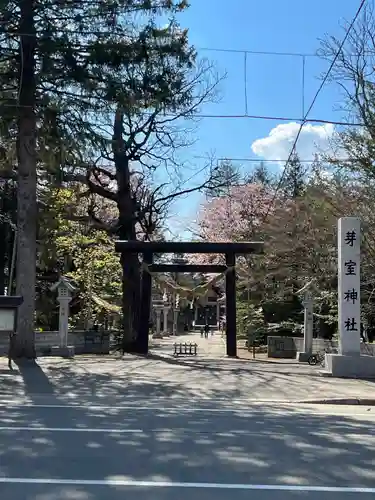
[194,183,273,264]
[193,178,339,331]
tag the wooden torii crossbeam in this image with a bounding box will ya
[115,240,264,357]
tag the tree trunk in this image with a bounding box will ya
[120,250,141,348]
[14,0,37,358]
[0,221,6,296]
[0,190,6,294]
[113,110,141,351]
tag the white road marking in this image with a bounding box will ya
[0,426,142,433]
[0,403,263,413]
[0,397,269,406]
[0,477,374,492]
[0,402,374,417]
[0,426,291,437]
[0,394,336,405]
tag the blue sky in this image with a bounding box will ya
[163,0,360,239]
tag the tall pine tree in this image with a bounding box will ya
[0,0,219,355]
[282,152,306,309]
[282,152,306,198]
[206,160,240,197]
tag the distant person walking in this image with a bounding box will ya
[204,323,209,339]
[221,321,226,338]
[8,331,16,370]
[361,323,367,342]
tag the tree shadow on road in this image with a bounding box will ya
[15,359,55,395]
[3,350,375,406]
[1,375,375,499]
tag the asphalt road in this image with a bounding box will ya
[0,399,375,499]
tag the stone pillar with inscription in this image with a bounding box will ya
[338,217,361,356]
[325,218,375,377]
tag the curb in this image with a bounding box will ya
[296,398,375,405]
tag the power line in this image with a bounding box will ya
[0,100,362,127]
[0,31,334,57]
[198,46,375,58]
[194,156,354,164]
[0,30,319,57]
[0,13,367,129]
[261,0,367,224]
[2,31,370,59]
[0,26,366,127]
[0,29,364,59]
[199,47,317,57]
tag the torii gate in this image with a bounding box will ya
[115,240,264,357]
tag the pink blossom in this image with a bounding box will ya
[191,183,274,264]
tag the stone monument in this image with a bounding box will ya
[325,217,375,377]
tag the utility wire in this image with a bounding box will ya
[0,25,366,127]
[0,31,364,59]
[194,156,355,164]
[0,30,320,56]
[0,100,362,127]
[260,0,367,224]
[199,47,317,57]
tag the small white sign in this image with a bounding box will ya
[0,309,15,331]
[338,217,361,355]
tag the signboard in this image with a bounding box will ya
[0,309,15,332]
[338,217,361,355]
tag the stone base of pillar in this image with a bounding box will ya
[163,331,170,337]
[325,353,375,378]
[51,345,75,358]
[152,332,163,339]
[297,351,312,362]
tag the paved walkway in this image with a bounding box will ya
[150,330,225,358]
[1,331,375,405]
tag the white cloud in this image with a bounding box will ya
[251,122,336,163]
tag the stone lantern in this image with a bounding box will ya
[152,298,164,339]
[50,276,76,357]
